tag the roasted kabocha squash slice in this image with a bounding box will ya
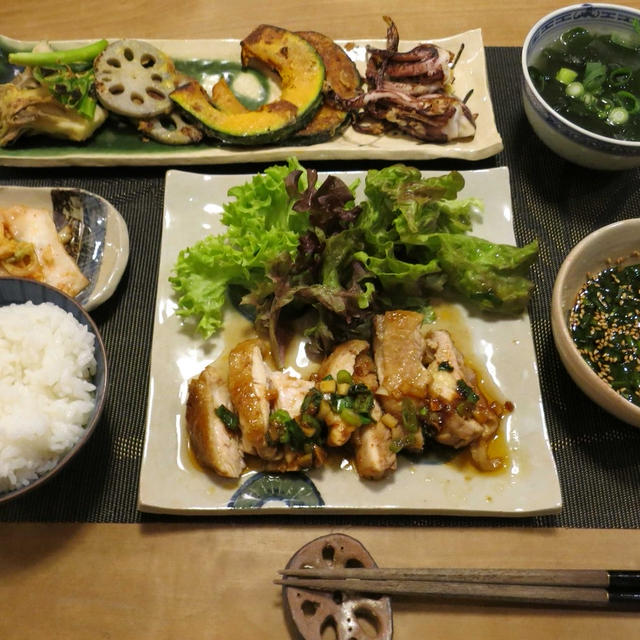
[291,30,362,144]
[210,78,250,115]
[170,25,325,145]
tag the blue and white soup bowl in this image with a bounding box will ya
[522,3,640,170]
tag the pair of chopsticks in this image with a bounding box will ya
[276,567,640,609]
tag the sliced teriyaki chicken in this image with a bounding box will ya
[227,338,279,460]
[373,310,430,402]
[424,329,501,460]
[317,340,372,448]
[316,339,370,380]
[270,371,314,418]
[0,205,89,296]
[352,348,378,392]
[372,310,427,450]
[352,402,398,480]
[184,309,507,482]
[185,364,245,478]
[324,409,356,448]
[262,370,323,473]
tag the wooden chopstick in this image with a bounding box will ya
[279,567,640,589]
[275,569,640,609]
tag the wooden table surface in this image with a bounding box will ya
[2,1,640,638]
[0,0,616,45]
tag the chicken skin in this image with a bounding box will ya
[373,310,427,451]
[227,338,279,460]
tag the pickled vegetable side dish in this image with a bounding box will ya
[528,26,640,141]
[569,263,640,408]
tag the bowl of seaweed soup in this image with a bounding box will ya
[528,25,640,141]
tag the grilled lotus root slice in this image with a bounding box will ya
[94,39,177,118]
[136,111,203,145]
[283,533,393,640]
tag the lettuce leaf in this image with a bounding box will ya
[418,233,539,313]
[169,157,311,338]
[170,159,540,357]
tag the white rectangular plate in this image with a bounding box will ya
[138,166,561,516]
[0,30,502,166]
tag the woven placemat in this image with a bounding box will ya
[1,48,639,525]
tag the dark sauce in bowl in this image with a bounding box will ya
[529,27,640,141]
[569,263,640,408]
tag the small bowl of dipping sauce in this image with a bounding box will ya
[551,218,640,427]
[522,3,640,170]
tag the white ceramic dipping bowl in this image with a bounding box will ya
[551,218,640,427]
[522,3,640,170]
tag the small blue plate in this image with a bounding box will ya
[0,186,129,310]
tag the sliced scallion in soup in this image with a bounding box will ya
[528,26,640,141]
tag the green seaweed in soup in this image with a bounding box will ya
[528,26,640,141]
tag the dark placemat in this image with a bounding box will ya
[1,47,639,526]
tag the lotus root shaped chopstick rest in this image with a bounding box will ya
[282,533,393,640]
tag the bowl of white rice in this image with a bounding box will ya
[0,277,107,503]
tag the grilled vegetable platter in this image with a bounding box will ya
[0,18,503,166]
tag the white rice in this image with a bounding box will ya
[0,301,97,493]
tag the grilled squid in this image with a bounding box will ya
[340,16,476,142]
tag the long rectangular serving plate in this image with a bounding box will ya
[0,30,502,166]
[138,165,561,516]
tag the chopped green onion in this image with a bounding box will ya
[301,388,322,414]
[340,407,362,427]
[401,398,419,433]
[352,391,374,415]
[555,67,578,85]
[614,91,640,115]
[333,395,353,414]
[214,405,239,431]
[607,106,629,126]
[349,383,370,395]
[565,81,585,98]
[456,379,479,404]
[268,409,317,451]
[269,409,292,427]
[336,369,353,385]
[8,39,108,67]
[300,413,321,433]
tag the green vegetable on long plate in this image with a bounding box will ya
[8,40,108,67]
[8,39,108,119]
